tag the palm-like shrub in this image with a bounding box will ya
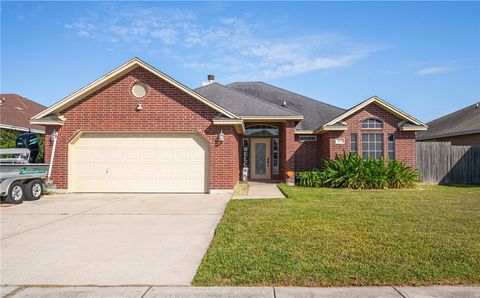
[322,153,365,188]
[297,153,418,189]
[298,171,324,187]
[387,159,419,188]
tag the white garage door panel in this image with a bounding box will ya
[70,133,209,193]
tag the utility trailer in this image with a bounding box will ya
[0,148,48,204]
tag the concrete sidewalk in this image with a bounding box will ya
[233,181,286,199]
[2,286,479,297]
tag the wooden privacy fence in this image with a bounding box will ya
[416,142,480,184]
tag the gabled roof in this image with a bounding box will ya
[194,83,303,119]
[318,96,427,133]
[228,82,345,130]
[0,94,46,133]
[416,102,480,140]
[31,57,238,123]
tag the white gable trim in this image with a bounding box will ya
[31,57,239,120]
[322,96,427,128]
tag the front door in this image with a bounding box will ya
[251,138,271,180]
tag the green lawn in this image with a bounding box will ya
[193,184,480,286]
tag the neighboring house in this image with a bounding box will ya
[0,94,46,134]
[416,102,480,146]
[30,58,427,193]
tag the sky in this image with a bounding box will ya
[1,1,479,122]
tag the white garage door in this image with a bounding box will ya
[69,133,209,193]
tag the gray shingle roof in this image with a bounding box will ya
[194,83,302,117]
[227,82,345,130]
[416,102,480,140]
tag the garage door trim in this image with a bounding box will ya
[68,131,210,193]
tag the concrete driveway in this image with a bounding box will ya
[0,193,230,286]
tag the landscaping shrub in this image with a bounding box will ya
[298,153,418,189]
[387,159,419,188]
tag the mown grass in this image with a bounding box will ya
[193,184,480,286]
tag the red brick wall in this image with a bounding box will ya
[293,135,322,171]
[317,103,416,168]
[44,66,239,191]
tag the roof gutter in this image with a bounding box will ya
[400,126,428,131]
[241,115,304,121]
[314,125,348,134]
[0,124,45,134]
[29,117,65,126]
[294,130,315,134]
[212,118,245,134]
[416,129,480,141]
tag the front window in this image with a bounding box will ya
[350,134,357,154]
[388,133,395,160]
[245,124,279,137]
[362,133,383,160]
[362,118,383,129]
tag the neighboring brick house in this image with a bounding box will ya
[0,94,46,134]
[30,58,427,193]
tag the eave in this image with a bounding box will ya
[294,130,315,134]
[400,126,428,131]
[0,124,45,134]
[212,118,245,134]
[241,115,304,121]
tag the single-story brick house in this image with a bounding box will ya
[30,58,427,193]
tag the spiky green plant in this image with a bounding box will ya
[298,171,324,187]
[387,159,419,188]
[321,153,366,188]
[297,153,418,189]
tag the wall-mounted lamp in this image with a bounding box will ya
[50,130,58,141]
[136,103,142,111]
[218,129,225,142]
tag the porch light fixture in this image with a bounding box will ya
[50,130,58,141]
[218,129,225,142]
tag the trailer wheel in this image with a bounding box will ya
[25,179,43,201]
[4,182,25,204]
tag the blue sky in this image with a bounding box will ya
[1,1,479,122]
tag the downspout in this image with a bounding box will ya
[47,130,58,182]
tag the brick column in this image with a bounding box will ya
[284,120,296,184]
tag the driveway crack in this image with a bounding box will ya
[140,286,152,298]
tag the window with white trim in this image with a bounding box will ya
[387,133,395,160]
[272,138,279,174]
[298,135,317,142]
[362,118,383,129]
[245,124,278,136]
[362,133,383,160]
[350,134,357,154]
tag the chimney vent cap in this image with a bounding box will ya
[207,74,215,82]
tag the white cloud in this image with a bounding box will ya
[65,4,386,81]
[417,66,454,76]
[77,30,90,37]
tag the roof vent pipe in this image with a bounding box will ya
[283,100,287,107]
[202,74,215,86]
[476,103,479,108]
